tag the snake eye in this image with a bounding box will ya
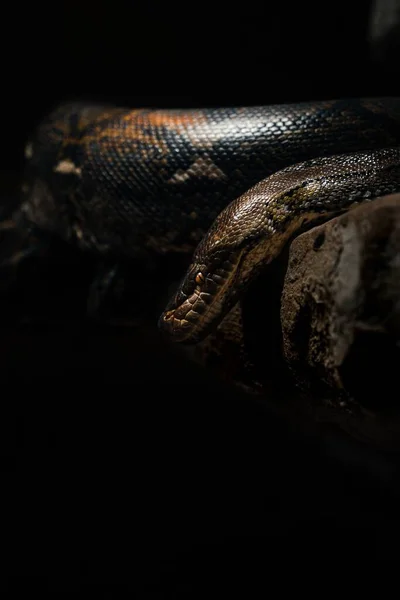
[195,272,205,285]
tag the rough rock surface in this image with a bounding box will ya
[281,193,400,444]
[189,194,400,447]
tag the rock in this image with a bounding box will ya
[368,0,400,67]
[281,193,400,443]
[175,194,400,448]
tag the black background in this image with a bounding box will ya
[2,0,400,593]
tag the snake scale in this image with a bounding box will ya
[17,98,400,342]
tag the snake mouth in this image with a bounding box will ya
[159,251,243,344]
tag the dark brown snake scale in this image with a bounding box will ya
[19,98,400,341]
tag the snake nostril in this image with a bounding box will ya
[163,309,175,321]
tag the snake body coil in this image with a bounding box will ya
[20,98,400,340]
[160,147,400,342]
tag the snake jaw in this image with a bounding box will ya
[159,251,244,343]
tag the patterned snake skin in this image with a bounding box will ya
[19,98,400,339]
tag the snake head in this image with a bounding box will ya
[159,190,267,343]
[159,246,245,343]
